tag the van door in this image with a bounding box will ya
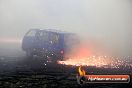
[22,29,37,51]
[49,32,60,53]
[39,31,49,50]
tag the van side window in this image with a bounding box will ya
[50,33,59,44]
[26,30,36,37]
[41,32,49,42]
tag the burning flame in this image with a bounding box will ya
[78,66,86,76]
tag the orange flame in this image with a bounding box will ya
[78,66,86,76]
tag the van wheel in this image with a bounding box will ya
[26,50,33,58]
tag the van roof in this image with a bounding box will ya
[30,29,74,34]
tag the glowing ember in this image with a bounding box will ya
[58,56,132,68]
[57,38,132,68]
[58,56,110,67]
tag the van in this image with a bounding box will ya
[22,29,79,61]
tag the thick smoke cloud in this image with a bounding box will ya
[0,0,132,56]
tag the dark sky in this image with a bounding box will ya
[0,0,132,56]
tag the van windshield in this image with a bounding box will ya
[26,30,36,37]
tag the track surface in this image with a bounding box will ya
[0,56,132,88]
